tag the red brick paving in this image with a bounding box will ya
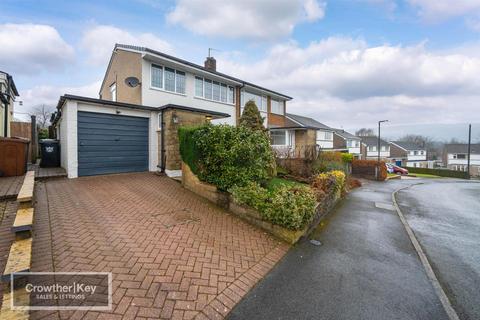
[29,173,289,319]
[0,175,24,200]
[0,199,18,310]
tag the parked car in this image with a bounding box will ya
[386,163,409,175]
[386,163,394,173]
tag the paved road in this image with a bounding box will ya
[397,180,480,320]
[228,179,449,320]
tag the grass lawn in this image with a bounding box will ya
[409,173,442,178]
[387,173,398,178]
[267,177,306,191]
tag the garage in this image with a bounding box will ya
[77,111,149,176]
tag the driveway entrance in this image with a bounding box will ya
[29,173,288,319]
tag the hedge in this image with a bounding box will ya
[179,124,276,190]
[405,166,469,179]
[178,126,201,175]
[351,159,387,181]
[230,182,317,230]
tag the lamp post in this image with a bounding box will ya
[378,120,389,163]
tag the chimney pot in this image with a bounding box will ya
[204,56,216,72]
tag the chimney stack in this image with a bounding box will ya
[204,56,216,72]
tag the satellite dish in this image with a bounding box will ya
[125,77,140,88]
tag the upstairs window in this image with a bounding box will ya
[241,91,267,112]
[194,76,235,104]
[271,99,284,114]
[195,77,203,97]
[150,64,186,94]
[220,84,227,103]
[176,71,186,94]
[164,67,176,92]
[204,79,213,100]
[212,81,220,101]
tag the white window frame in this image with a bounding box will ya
[271,130,291,146]
[194,75,235,105]
[150,63,186,95]
[271,99,283,115]
[110,83,117,102]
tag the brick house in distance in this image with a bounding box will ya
[333,129,362,158]
[389,141,430,168]
[360,136,390,160]
[443,144,480,177]
[269,113,336,157]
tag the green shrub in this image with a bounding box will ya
[405,166,469,179]
[312,151,346,174]
[311,170,346,201]
[263,185,317,230]
[230,183,317,230]
[341,153,354,163]
[230,182,269,212]
[239,100,265,132]
[179,124,276,190]
[178,126,202,174]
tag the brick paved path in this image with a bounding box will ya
[29,173,288,320]
[0,200,18,310]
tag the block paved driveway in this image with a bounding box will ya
[30,173,288,320]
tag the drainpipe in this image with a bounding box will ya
[3,75,11,137]
[160,111,166,172]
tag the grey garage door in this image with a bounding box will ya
[77,111,149,176]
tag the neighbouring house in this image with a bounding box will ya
[0,71,19,137]
[389,141,431,168]
[360,136,390,160]
[443,144,480,177]
[269,113,335,157]
[333,129,362,158]
[51,44,292,178]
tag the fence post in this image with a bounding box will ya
[30,115,37,163]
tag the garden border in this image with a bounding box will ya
[181,162,341,244]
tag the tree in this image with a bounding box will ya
[30,104,54,129]
[239,100,265,132]
[355,128,375,136]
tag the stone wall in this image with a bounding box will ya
[161,110,209,171]
[182,162,341,244]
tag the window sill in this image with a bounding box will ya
[149,86,187,97]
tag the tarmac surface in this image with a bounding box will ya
[228,178,450,320]
[397,180,480,320]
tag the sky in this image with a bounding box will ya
[1,0,479,141]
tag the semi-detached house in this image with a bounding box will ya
[53,44,302,178]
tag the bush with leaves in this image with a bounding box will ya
[239,100,265,132]
[311,170,346,201]
[179,124,275,190]
[341,153,354,163]
[230,183,317,230]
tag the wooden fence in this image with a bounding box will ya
[10,120,38,163]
